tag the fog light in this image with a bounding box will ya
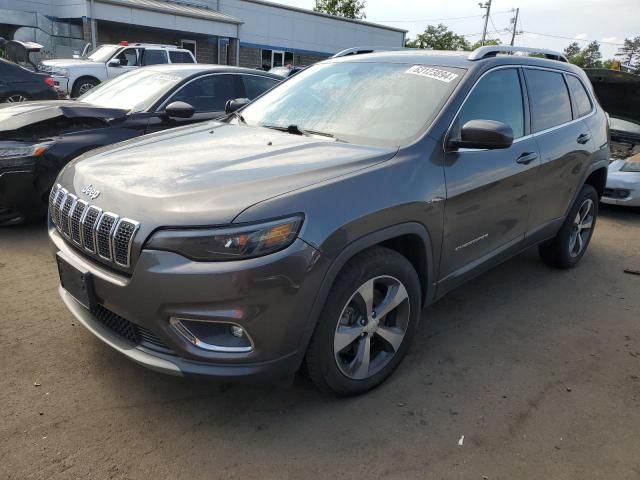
[230,325,245,338]
[169,317,253,353]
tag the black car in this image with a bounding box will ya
[0,39,59,103]
[0,64,280,225]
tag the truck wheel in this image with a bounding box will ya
[305,247,421,396]
[71,77,99,98]
[539,184,598,269]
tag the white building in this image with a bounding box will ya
[0,0,406,67]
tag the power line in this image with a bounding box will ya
[521,30,624,46]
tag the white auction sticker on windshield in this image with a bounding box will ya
[406,65,459,83]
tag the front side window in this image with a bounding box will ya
[457,68,524,139]
[142,50,168,66]
[170,74,242,112]
[566,75,593,118]
[114,48,139,67]
[525,69,572,132]
[240,62,465,147]
[242,75,279,99]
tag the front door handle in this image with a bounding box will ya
[577,133,592,144]
[516,152,538,165]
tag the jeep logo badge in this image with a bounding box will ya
[81,184,100,200]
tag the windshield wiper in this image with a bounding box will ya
[261,124,342,141]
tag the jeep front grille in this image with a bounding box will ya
[49,184,140,268]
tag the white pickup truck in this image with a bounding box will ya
[39,42,196,98]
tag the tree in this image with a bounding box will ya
[582,41,602,68]
[314,0,366,19]
[405,24,470,51]
[564,42,581,60]
[616,36,640,72]
[469,39,500,51]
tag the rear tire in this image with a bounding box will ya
[71,77,99,98]
[305,247,421,396]
[539,184,598,269]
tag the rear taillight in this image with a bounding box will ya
[44,76,55,88]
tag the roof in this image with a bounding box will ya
[143,63,281,79]
[98,0,242,24]
[240,0,407,34]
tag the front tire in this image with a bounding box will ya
[305,247,421,396]
[71,77,99,98]
[539,184,598,269]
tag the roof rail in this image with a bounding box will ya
[331,46,409,58]
[468,45,568,62]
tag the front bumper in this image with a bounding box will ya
[0,167,41,225]
[50,228,325,379]
[601,170,640,207]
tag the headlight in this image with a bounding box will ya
[621,160,640,172]
[146,215,303,261]
[50,67,70,77]
[0,143,51,167]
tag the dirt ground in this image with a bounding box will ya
[1,205,639,480]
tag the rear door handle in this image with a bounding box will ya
[577,133,592,144]
[516,152,538,165]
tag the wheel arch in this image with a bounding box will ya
[584,165,607,199]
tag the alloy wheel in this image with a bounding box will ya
[5,94,28,103]
[569,198,594,258]
[78,83,95,95]
[333,275,411,380]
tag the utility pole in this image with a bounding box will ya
[510,8,520,46]
[479,1,492,46]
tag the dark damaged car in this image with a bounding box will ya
[0,64,279,225]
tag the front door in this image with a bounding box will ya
[107,48,140,79]
[271,51,285,68]
[440,67,540,284]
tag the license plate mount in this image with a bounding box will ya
[56,253,96,310]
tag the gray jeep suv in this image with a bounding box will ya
[49,46,609,395]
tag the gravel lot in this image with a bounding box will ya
[1,206,639,480]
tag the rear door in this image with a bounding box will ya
[524,68,597,231]
[440,67,540,281]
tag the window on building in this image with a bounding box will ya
[525,69,573,132]
[180,39,197,58]
[170,74,243,112]
[261,49,295,69]
[141,49,168,66]
[565,75,593,118]
[169,51,195,63]
[458,68,525,138]
[242,75,279,99]
[284,52,294,66]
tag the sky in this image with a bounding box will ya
[275,0,638,59]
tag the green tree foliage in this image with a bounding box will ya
[314,0,366,19]
[616,36,640,73]
[563,42,581,60]
[564,41,602,69]
[405,24,470,51]
[470,39,501,51]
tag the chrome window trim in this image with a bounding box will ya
[113,218,140,268]
[83,205,103,254]
[94,212,120,261]
[443,64,597,152]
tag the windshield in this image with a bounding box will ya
[78,69,184,111]
[86,45,120,62]
[241,61,464,147]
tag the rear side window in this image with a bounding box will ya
[169,51,195,63]
[142,50,168,66]
[242,75,279,99]
[458,68,525,138]
[566,75,593,118]
[171,74,242,112]
[525,69,572,132]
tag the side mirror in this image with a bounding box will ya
[225,98,250,114]
[108,58,121,67]
[449,119,514,150]
[165,101,195,119]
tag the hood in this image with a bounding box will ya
[41,58,103,68]
[0,101,128,133]
[585,69,640,125]
[59,122,397,227]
